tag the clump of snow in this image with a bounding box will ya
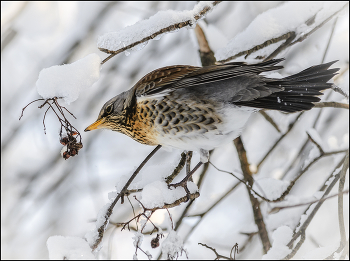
[313,191,324,200]
[301,242,342,259]
[85,230,99,250]
[253,178,290,200]
[161,231,187,260]
[47,236,95,260]
[85,203,110,247]
[36,53,101,104]
[132,231,143,248]
[140,180,197,209]
[215,2,347,61]
[303,146,320,167]
[262,226,293,259]
[97,2,215,53]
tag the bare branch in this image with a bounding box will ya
[257,112,304,170]
[284,154,347,259]
[198,242,234,260]
[234,137,271,254]
[306,131,324,154]
[91,145,162,251]
[270,190,349,213]
[259,110,281,133]
[337,152,349,251]
[313,102,349,109]
[165,152,187,184]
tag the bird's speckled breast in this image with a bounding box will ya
[134,96,223,146]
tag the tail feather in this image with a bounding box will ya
[235,61,339,113]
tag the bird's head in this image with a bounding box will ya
[84,90,134,132]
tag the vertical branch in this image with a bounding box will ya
[234,137,271,254]
[194,24,216,66]
[338,152,349,250]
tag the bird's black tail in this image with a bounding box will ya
[235,61,339,112]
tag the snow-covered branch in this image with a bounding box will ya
[97,1,221,63]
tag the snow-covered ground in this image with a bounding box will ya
[1,2,348,259]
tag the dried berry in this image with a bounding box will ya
[63,151,70,160]
[70,148,77,156]
[151,236,160,248]
[60,137,69,145]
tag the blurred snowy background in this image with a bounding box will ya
[1,1,349,259]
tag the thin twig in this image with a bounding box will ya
[306,131,324,154]
[259,110,281,133]
[322,17,338,63]
[198,243,233,260]
[19,98,44,120]
[257,112,304,170]
[91,145,162,251]
[284,154,347,259]
[270,190,349,213]
[165,152,187,184]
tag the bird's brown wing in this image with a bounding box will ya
[134,59,285,101]
[133,65,200,97]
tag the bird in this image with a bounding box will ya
[85,58,338,181]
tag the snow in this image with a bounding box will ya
[85,203,110,247]
[47,236,95,260]
[262,226,293,259]
[253,178,290,201]
[215,2,347,61]
[2,2,348,260]
[161,231,186,260]
[97,2,216,53]
[36,53,101,104]
[304,146,320,167]
[140,180,198,209]
[132,231,143,248]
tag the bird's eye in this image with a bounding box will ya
[105,104,113,115]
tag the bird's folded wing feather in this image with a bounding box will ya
[133,59,286,101]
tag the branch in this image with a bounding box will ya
[217,3,348,63]
[165,152,187,184]
[234,137,271,254]
[91,145,162,251]
[198,243,236,260]
[337,152,349,252]
[283,154,348,259]
[259,110,281,133]
[209,143,347,204]
[99,1,222,64]
[269,190,348,213]
[257,112,304,170]
[313,102,349,109]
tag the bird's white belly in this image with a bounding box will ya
[154,106,255,151]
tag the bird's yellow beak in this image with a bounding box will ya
[84,118,106,132]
